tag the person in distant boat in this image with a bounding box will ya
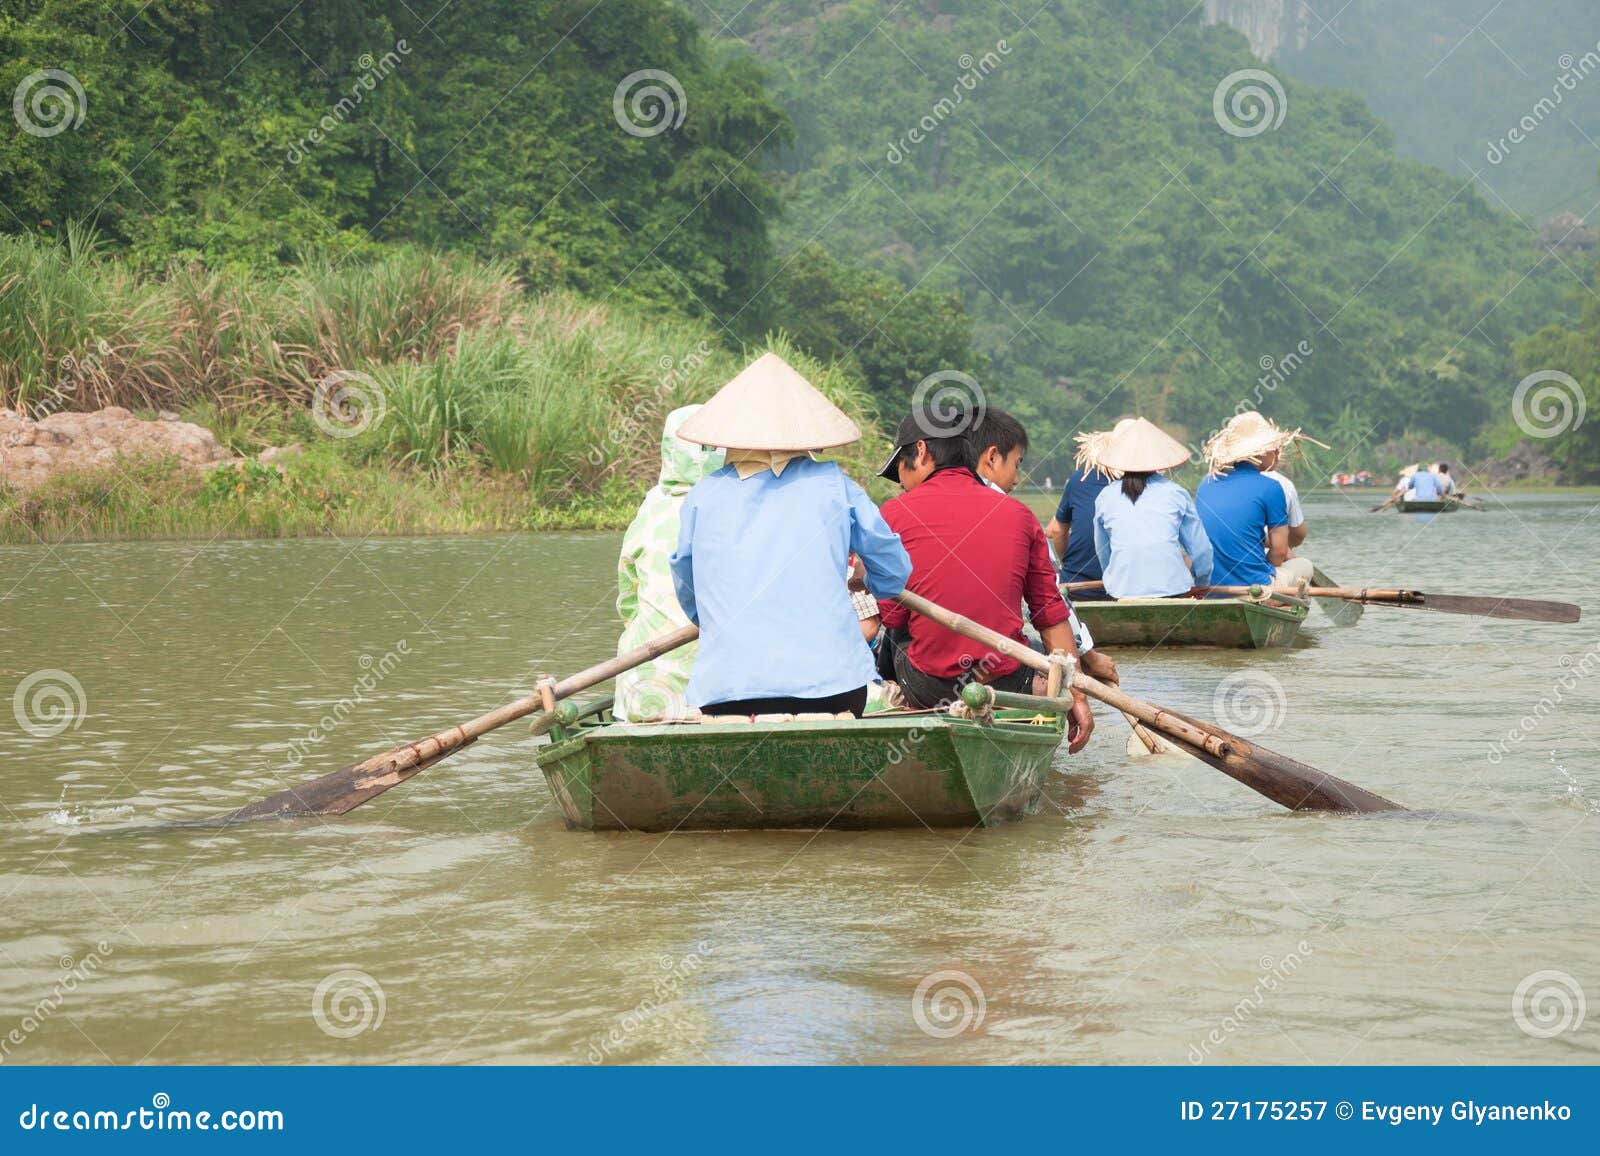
[1079,418,1213,599]
[1046,460,1115,602]
[1390,464,1420,499]
[1434,462,1458,496]
[1197,413,1318,589]
[874,405,1093,751]
[971,408,1117,686]
[614,406,726,721]
[1405,464,1442,503]
[670,354,911,718]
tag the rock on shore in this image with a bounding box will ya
[0,407,236,492]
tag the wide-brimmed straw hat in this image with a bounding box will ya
[1202,410,1327,474]
[1074,417,1190,478]
[675,353,861,452]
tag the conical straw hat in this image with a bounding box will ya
[675,353,862,451]
[1075,417,1189,477]
[1202,410,1327,474]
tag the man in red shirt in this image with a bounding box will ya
[875,409,1093,753]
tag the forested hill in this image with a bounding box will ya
[1208,0,1600,221]
[705,0,1579,472]
[0,0,789,317]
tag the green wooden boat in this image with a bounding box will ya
[534,705,1066,831]
[1395,498,1459,514]
[1070,594,1309,649]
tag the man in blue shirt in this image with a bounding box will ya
[670,354,911,717]
[1406,467,1441,502]
[1045,468,1112,599]
[1197,414,1316,589]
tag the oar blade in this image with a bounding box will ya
[1407,592,1580,623]
[217,742,471,824]
[1310,567,1363,626]
[1157,710,1402,814]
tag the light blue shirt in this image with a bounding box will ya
[1093,475,1214,598]
[1407,470,1441,501]
[670,457,911,707]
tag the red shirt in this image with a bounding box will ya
[877,468,1069,679]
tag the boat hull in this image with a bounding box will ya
[1395,499,1458,513]
[534,713,1065,831]
[1070,595,1309,649]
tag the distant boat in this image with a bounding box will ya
[1068,591,1309,649]
[1394,498,1459,514]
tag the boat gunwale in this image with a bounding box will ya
[1071,595,1309,623]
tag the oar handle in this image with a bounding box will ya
[346,625,701,779]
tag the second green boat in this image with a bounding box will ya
[1069,594,1310,649]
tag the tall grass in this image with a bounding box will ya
[1,229,892,524]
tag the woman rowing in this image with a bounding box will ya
[669,353,911,718]
[1080,417,1214,599]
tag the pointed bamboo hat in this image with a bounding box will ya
[1203,410,1327,474]
[1074,417,1190,478]
[675,353,861,451]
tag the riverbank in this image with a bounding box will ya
[0,236,890,544]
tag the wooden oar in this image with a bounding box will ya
[894,590,1401,813]
[1369,494,1399,513]
[218,625,700,823]
[1309,566,1362,626]
[1197,585,1579,623]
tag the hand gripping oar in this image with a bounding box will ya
[1197,585,1579,624]
[894,590,1401,813]
[218,625,700,822]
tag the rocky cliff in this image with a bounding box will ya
[1203,0,1312,61]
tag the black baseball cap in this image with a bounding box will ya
[876,405,980,480]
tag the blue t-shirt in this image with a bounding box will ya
[1196,463,1288,587]
[1408,471,1441,501]
[1053,469,1111,582]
